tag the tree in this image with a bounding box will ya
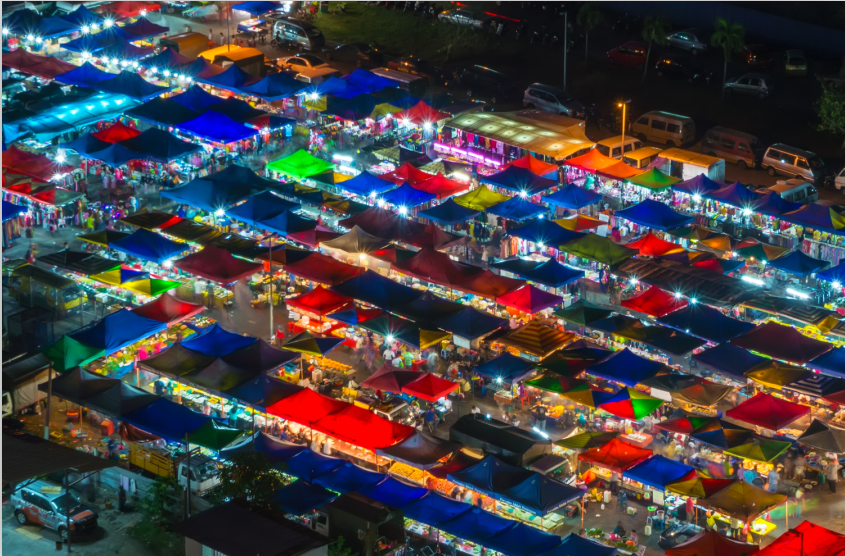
[329,536,353,556]
[577,4,604,62]
[137,476,182,529]
[208,451,286,508]
[641,16,670,81]
[711,18,745,100]
[818,84,845,148]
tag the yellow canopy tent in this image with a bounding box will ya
[453,186,511,211]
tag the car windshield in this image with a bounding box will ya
[298,55,323,65]
[305,28,322,37]
[52,493,82,512]
[808,156,824,169]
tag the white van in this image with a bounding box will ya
[761,143,827,184]
[594,135,643,159]
[623,146,663,169]
[631,111,695,147]
[764,179,818,204]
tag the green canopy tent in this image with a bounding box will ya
[43,336,105,373]
[553,301,613,326]
[723,439,791,464]
[282,331,344,357]
[555,431,619,450]
[77,230,130,248]
[627,168,681,192]
[524,374,588,395]
[187,419,246,452]
[267,149,335,181]
[559,233,635,266]
[698,481,786,522]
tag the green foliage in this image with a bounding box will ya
[711,18,745,99]
[818,84,845,148]
[207,451,286,508]
[137,476,181,529]
[329,536,353,556]
[577,4,604,61]
[128,521,185,556]
[640,16,670,80]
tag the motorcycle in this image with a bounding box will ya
[586,104,616,132]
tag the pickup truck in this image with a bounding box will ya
[127,441,221,496]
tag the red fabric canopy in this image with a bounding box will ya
[496,285,563,314]
[392,248,482,287]
[402,223,465,250]
[2,146,73,182]
[455,269,523,299]
[91,121,142,143]
[379,163,432,185]
[174,244,262,284]
[396,101,451,126]
[107,1,161,18]
[564,149,618,172]
[402,373,459,402]
[132,292,204,325]
[730,321,834,364]
[578,437,652,472]
[501,154,558,177]
[287,285,351,317]
[283,253,365,286]
[360,363,421,394]
[757,520,845,556]
[314,405,414,450]
[666,529,760,556]
[621,285,688,318]
[266,388,348,423]
[2,48,75,80]
[726,393,810,431]
[413,173,469,199]
[286,228,342,248]
[624,233,685,257]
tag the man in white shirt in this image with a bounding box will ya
[471,405,480,415]
[383,347,396,361]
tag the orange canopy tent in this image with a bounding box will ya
[578,437,652,473]
[597,160,644,181]
[501,153,558,177]
[564,149,618,172]
[624,232,686,257]
[621,285,689,318]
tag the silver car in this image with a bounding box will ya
[523,84,585,118]
[667,29,708,55]
[724,73,770,98]
[438,9,485,29]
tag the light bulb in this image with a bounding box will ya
[82,25,90,34]
[26,34,34,41]
[692,194,701,202]
[163,70,171,77]
[104,18,114,27]
[2,28,9,36]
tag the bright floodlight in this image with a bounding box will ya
[538,242,545,249]
[214,209,225,217]
[692,194,701,202]
[423,122,432,130]
[2,28,9,35]
[26,34,34,41]
[82,25,90,34]
[630,277,638,285]
[398,205,408,215]
[833,281,841,289]
[104,18,114,27]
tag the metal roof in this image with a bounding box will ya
[3,430,117,486]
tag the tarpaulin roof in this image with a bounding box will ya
[512,258,584,289]
[672,379,734,407]
[321,225,391,253]
[340,171,397,197]
[392,248,482,287]
[735,239,789,263]
[496,285,563,314]
[97,41,155,62]
[170,85,225,111]
[328,307,384,327]
[37,249,120,275]
[782,203,845,235]
[727,392,810,430]
[90,121,142,144]
[57,134,112,158]
[599,387,664,421]
[784,373,845,399]
[453,186,510,212]
[123,397,211,442]
[120,127,202,163]
[621,285,688,317]
[539,534,617,556]
[267,149,335,180]
[665,529,759,556]
[357,475,428,507]
[402,373,460,402]
[1,48,76,80]
[332,269,423,311]
[704,181,762,209]
[317,404,416,451]
[746,361,809,390]
[559,233,635,265]
[239,71,306,101]
[286,285,351,317]
[59,5,102,27]
[418,198,479,225]
[432,266,514,297]
[591,313,707,356]
[340,68,397,93]
[672,173,726,197]
[198,63,260,92]
[724,439,791,463]
[395,100,451,125]
[401,493,471,526]
[501,153,558,177]
[131,293,204,325]
[690,419,756,450]
[284,252,364,286]
[282,330,344,357]
[412,173,468,199]
[657,303,755,344]
[555,431,619,451]
[667,476,735,499]
[176,111,257,144]
[766,250,829,277]
[360,363,421,394]
[616,199,694,231]
[161,179,260,213]
[586,348,664,387]
[267,388,347,424]
[42,335,105,373]
[431,306,507,341]
[555,214,604,233]
[496,473,583,516]
[206,97,266,125]
[174,244,262,284]
[233,0,283,15]
[481,166,558,195]
[474,352,535,383]
[255,210,317,236]
[449,455,534,498]
[624,455,695,489]
[700,481,786,522]
[119,16,169,39]
[624,232,685,257]
[753,191,802,217]
[338,206,421,237]
[69,308,166,355]
[499,321,575,358]
[798,418,845,453]
[487,196,546,222]
[110,228,187,263]
[393,290,462,323]
[226,191,300,226]
[565,149,618,172]
[542,184,602,209]
[96,70,170,101]
[731,321,833,364]
[88,141,142,166]
[377,431,460,469]
[553,301,613,327]
[2,145,73,182]
[525,374,589,397]
[756,520,845,556]
[125,97,201,127]
[323,93,378,122]
[274,479,338,515]
[139,46,193,71]
[360,315,451,351]
[62,25,135,53]
[45,369,157,417]
[508,219,583,247]
[285,449,345,481]
[180,323,256,357]
[2,200,28,223]
[808,347,845,378]
[627,168,681,191]
[578,437,652,472]
[187,419,245,452]
[312,461,387,494]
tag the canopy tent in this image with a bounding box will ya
[284,449,345,482]
[555,214,604,233]
[735,240,789,263]
[724,439,791,464]
[539,534,617,556]
[170,85,225,111]
[285,229,342,249]
[42,336,106,373]
[670,174,725,197]
[578,438,652,472]
[233,0,283,15]
[256,210,317,236]
[731,321,833,364]
[125,97,201,127]
[453,186,511,212]
[360,363,421,394]
[176,112,257,144]
[313,461,387,494]
[784,373,845,399]
[667,477,735,500]
[110,229,187,264]
[57,134,112,158]
[817,261,845,286]
[378,162,431,186]
[120,128,202,163]
[727,393,810,431]
[665,529,759,556]
[187,419,245,452]
[495,475,583,518]
[97,41,155,62]
[621,286,688,318]
[389,291,459,323]
[341,69,398,94]
[598,388,664,421]
[36,250,119,276]
[120,397,212,442]
[286,286,351,317]
[565,149,618,172]
[496,285,563,314]
[501,153,558,178]
[274,479,338,516]
[447,455,532,497]
[525,374,589,396]
[182,323,257,357]
[624,232,685,257]
[96,70,170,102]
[586,349,664,387]
[599,163,647,182]
[267,149,335,181]
[401,493,471,527]
[481,166,558,196]
[672,380,734,407]
[624,455,695,490]
[61,25,136,53]
[753,191,802,218]
[766,250,829,277]
[782,203,845,235]
[756,521,845,556]
[239,71,306,101]
[616,199,694,231]
[486,196,546,222]
[432,306,507,341]
[69,308,166,355]
[357,476,427,508]
[392,248,482,288]
[90,121,142,144]
[314,405,415,451]
[174,245,262,284]
[498,321,574,359]
[1,48,76,80]
[132,293,204,325]
[508,219,583,247]
[704,182,763,210]
[206,97,266,125]
[86,142,142,167]
[542,184,602,209]
[282,331,344,357]
[412,173,469,199]
[331,269,424,312]
[139,46,194,71]
[746,362,810,391]
[505,258,584,289]
[690,420,756,451]
[395,101,451,125]
[2,145,74,182]
[321,226,391,254]
[328,307,385,327]
[559,233,635,265]
[55,61,117,87]
[627,168,681,191]
[267,388,348,424]
[796,419,845,454]
[77,230,130,247]
[808,347,845,378]
[323,94,379,122]
[197,63,260,92]
[474,353,535,384]
[2,200,28,223]
[284,252,364,286]
[592,314,706,356]
[225,191,300,226]
[692,343,768,380]
[377,431,461,469]
[553,301,612,326]
[657,303,755,344]
[539,340,612,369]
[161,179,259,213]
[360,315,451,351]
[699,481,786,522]
[340,171,397,197]
[555,431,619,451]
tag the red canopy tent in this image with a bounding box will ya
[666,529,759,556]
[286,228,343,249]
[105,1,161,18]
[360,363,421,394]
[131,292,204,325]
[402,223,466,250]
[756,520,845,556]
[726,393,810,431]
[621,285,688,318]
[501,153,558,177]
[2,48,75,80]
[455,269,523,299]
[174,244,262,284]
[413,173,469,199]
[91,121,142,143]
[496,285,563,314]
[396,101,451,126]
[392,248,482,288]
[314,405,414,450]
[564,149,618,172]
[283,252,365,286]
[2,146,73,182]
[379,163,432,185]
[624,232,686,257]
[266,388,347,424]
[578,437,652,472]
[402,373,459,402]
[730,321,834,364]
[286,286,351,317]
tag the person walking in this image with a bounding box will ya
[827,459,841,493]
[424,407,436,433]
[617,489,627,513]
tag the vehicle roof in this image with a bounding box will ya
[768,143,818,158]
[597,135,642,147]
[619,41,647,48]
[528,83,567,95]
[468,65,507,77]
[294,53,325,64]
[625,146,664,159]
[162,32,207,42]
[660,148,722,167]
[738,73,770,79]
[640,110,694,122]
[707,126,759,141]
[282,17,317,30]
[767,181,813,193]
[20,480,65,500]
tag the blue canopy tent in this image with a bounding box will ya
[419,199,480,226]
[274,480,338,515]
[342,69,399,94]
[219,431,307,464]
[59,5,102,27]
[257,210,317,236]
[448,456,534,497]
[432,307,507,341]
[538,534,617,556]
[207,98,266,125]
[62,26,136,53]
[120,17,170,40]
[806,347,845,379]
[226,192,300,226]
[508,219,583,247]
[656,304,755,344]
[671,174,724,197]
[34,16,79,39]
[753,191,801,217]
[110,229,188,264]
[3,9,42,35]
[89,142,142,166]
[519,259,584,289]
[313,461,386,494]
[284,449,346,481]
[324,94,378,122]
[170,85,226,111]
[818,262,845,285]
[703,181,761,209]
[438,507,515,542]
[124,398,211,442]
[341,171,399,198]
[481,166,558,196]
[303,76,361,98]
[585,348,664,387]
[496,474,583,516]
[97,42,154,62]
[125,98,201,127]
[331,270,423,312]
[615,199,694,231]
[624,455,695,489]
[2,200,27,222]
[691,343,767,380]
[485,523,563,556]
[239,72,306,101]
[162,179,261,212]
[198,64,260,93]
[766,250,829,277]
[97,71,170,101]
[402,493,471,527]
[181,324,257,357]
[782,203,845,235]
[474,353,535,383]
[120,128,203,163]
[57,134,111,157]
[176,112,258,144]
[233,1,283,16]
[543,185,602,209]
[380,182,435,208]
[357,476,428,508]
[54,62,114,88]
[69,308,166,355]
[486,197,547,222]
[139,47,194,71]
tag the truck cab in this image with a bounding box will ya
[177,455,222,496]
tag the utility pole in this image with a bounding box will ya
[563,11,568,91]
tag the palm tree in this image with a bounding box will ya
[577,3,604,62]
[711,18,745,100]
[641,16,670,81]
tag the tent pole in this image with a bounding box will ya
[269,240,274,341]
[785,499,788,529]
[65,468,71,553]
[581,494,585,531]
[44,363,53,440]
[252,404,256,448]
[185,434,192,517]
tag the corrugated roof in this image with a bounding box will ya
[3,430,117,485]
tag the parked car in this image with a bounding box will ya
[438,8,486,28]
[667,29,708,55]
[457,65,517,103]
[12,480,99,542]
[277,53,329,72]
[631,111,696,147]
[654,54,713,84]
[606,41,648,68]
[623,146,663,169]
[741,44,774,68]
[595,136,643,159]
[785,49,808,76]
[658,524,703,550]
[524,84,585,118]
[387,56,448,86]
[271,18,325,51]
[834,166,845,195]
[327,42,383,68]
[762,144,829,184]
[702,127,765,170]
[764,179,819,204]
[724,73,771,98]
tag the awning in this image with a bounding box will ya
[698,481,786,522]
[624,232,685,257]
[331,269,423,312]
[340,171,398,197]
[627,168,681,191]
[726,393,810,431]
[419,198,479,225]
[69,308,166,355]
[360,364,421,394]
[267,149,335,180]
[616,199,694,231]
[431,306,507,341]
[480,166,557,196]
[496,285,563,314]
[501,153,558,178]
[487,196,547,222]
[284,252,364,286]
[755,520,845,556]
[559,233,635,265]
[274,480,338,515]
[624,455,695,489]
[796,419,845,454]
[377,431,460,469]
[498,321,574,359]
[454,186,511,211]
[586,349,664,387]
[731,321,833,365]
[542,185,602,209]
[598,387,664,421]
[657,303,755,344]
[578,438,652,472]
[766,250,829,278]
[621,285,688,318]
[176,111,257,144]
[565,149,617,172]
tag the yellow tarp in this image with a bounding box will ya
[420,329,452,350]
[371,103,404,120]
[453,186,511,211]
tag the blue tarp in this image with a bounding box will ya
[239,72,306,101]
[671,174,724,197]
[284,449,346,482]
[485,523,563,556]
[226,192,300,225]
[97,41,154,62]
[170,85,226,111]
[474,353,535,383]
[818,262,845,285]
[357,476,428,507]
[176,112,257,144]
[543,185,602,209]
[139,47,194,70]
[380,182,435,208]
[59,6,102,28]
[331,270,423,312]
[514,259,583,288]
[806,347,845,379]
[2,200,27,222]
[753,191,801,217]
[419,199,480,225]
[124,398,211,442]
[783,203,845,235]
[438,507,515,542]
[62,26,135,53]
[303,76,362,98]
[120,17,170,40]
[54,62,114,88]
[508,219,583,247]
[704,181,761,209]
[691,343,767,380]
[181,324,257,357]
[69,308,166,354]
[125,98,201,127]
[162,180,258,212]
[342,171,399,197]
[497,474,583,516]
[766,250,829,277]
[402,493,471,526]
[275,480,338,515]
[36,16,79,39]
[487,197,547,222]
[198,64,259,92]
[624,455,694,489]
[3,9,42,35]
[481,166,557,196]
[432,307,507,341]
[342,69,399,94]
[313,461,387,493]
[656,303,755,344]
[219,431,307,464]
[207,98,266,124]
[257,210,317,236]
[616,199,694,231]
[538,534,617,556]
[120,128,203,163]
[585,348,664,387]
[110,229,187,264]
[57,134,110,157]
[449,456,534,498]
[233,1,283,16]
[324,94,378,122]
[97,70,170,101]
[89,142,142,166]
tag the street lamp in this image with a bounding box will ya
[617,99,631,154]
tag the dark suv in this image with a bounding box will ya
[655,55,713,85]
[457,65,517,103]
